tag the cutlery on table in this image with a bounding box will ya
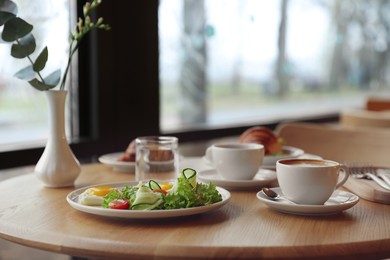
[261,187,296,204]
[376,169,390,187]
[349,166,390,191]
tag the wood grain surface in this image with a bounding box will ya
[0,161,390,260]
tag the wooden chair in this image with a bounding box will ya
[275,122,390,167]
[340,108,390,129]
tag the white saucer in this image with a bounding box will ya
[198,168,276,190]
[98,152,135,173]
[256,187,359,216]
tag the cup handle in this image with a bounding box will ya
[335,165,350,189]
[205,147,213,165]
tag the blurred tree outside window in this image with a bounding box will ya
[159,0,390,132]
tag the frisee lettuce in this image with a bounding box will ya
[162,178,222,209]
[102,169,222,210]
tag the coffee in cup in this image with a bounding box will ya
[276,158,349,205]
[205,143,264,180]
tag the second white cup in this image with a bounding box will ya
[205,143,264,180]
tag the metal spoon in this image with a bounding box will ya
[261,187,296,204]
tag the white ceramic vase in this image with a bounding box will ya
[35,90,81,188]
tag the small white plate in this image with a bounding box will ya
[198,168,277,190]
[98,152,135,173]
[256,187,359,216]
[67,181,230,219]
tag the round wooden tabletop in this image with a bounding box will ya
[0,160,390,260]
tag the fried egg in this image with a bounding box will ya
[78,186,114,206]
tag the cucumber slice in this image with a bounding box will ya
[131,198,163,210]
[182,168,196,179]
[148,180,161,191]
[181,168,197,188]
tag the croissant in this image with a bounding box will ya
[239,126,282,155]
[118,139,136,162]
[118,139,174,162]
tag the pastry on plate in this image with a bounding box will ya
[118,140,136,162]
[118,139,174,162]
[239,126,283,155]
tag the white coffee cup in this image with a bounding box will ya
[276,158,349,205]
[205,143,264,180]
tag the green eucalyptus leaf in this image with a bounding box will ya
[0,0,17,27]
[0,11,15,27]
[0,0,18,15]
[14,64,35,80]
[10,33,35,58]
[28,78,56,91]
[44,69,61,86]
[33,46,48,72]
[2,17,32,42]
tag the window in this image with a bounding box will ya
[0,0,73,151]
[4,1,389,169]
[159,0,389,132]
[0,1,161,169]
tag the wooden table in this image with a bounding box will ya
[1,158,390,260]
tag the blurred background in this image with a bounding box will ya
[1,0,390,151]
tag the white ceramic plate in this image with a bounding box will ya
[198,168,276,190]
[262,146,305,166]
[67,181,231,219]
[98,152,135,173]
[256,187,359,216]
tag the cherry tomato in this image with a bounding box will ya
[108,198,130,210]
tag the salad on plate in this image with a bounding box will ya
[78,168,223,211]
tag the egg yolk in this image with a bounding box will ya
[86,186,114,196]
[160,182,173,191]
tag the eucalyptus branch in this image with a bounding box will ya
[60,38,79,90]
[26,53,46,85]
[0,0,110,91]
[18,39,47,85]
[59,0,110,90]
